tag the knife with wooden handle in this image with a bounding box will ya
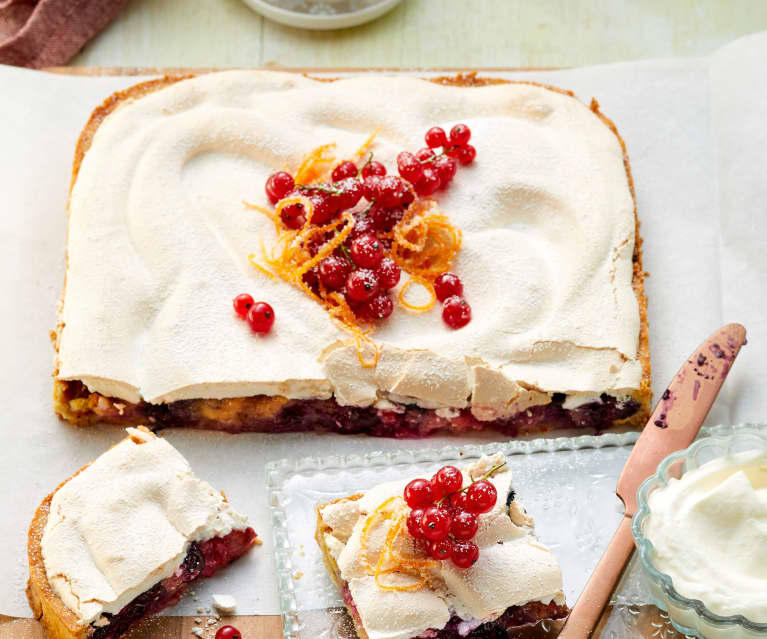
[558,322,747,639]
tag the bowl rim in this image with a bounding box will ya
[631,423,767,633]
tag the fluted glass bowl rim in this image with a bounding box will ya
[631,423,767,635]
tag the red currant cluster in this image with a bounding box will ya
[215,626,241,639]
[256,124,476,327]
[403,464,499,569]
[233,293,275,334]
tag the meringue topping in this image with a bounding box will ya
[57,71,641,412]
[319,454,565,639]
[41,428,250,625]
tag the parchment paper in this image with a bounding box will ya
[1,30,766,617]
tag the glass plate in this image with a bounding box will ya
[266,432,639,639]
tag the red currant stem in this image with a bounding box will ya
[419,146,463,165]
[437,461,508,504]
[297,184,343,196]
[339,244,353,261]
[358,152,374,176]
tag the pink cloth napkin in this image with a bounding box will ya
[0,0,128,68]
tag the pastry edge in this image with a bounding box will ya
[52,72,652,429]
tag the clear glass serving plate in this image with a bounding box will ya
[266,432,640,639]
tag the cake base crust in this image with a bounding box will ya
[53,72,652,435]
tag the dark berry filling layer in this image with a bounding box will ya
[88,527,256,639]
[60,381,640,438]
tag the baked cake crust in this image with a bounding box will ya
[53,73,651,435]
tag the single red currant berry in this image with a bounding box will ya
[415,168,440,196]
[416,147,435,163]
[465,479,497,514]
[361,160,386,179]
[280,202,306,229]
[449,490,469,511]
[364,293,394,320]
[318,255,352,290]
[215,626,242,639]
[434,272,464,302]
[404,478,434,508]
[362,175,382,201]
[332,160,358,182]
[449,123,471,147]
[246,302,275,334]
[397,151,424,184]
[433,465,463,496]
[233,293,254,318]
[420,506,452,541]
[350,214,377,239]
[450,540,479,569]
[337,177,364,210]
[302,268,319,292]
[428,538,453,561]
[458,144,477,166]
[265,171,295,204]
[375,175,407,208]
[406,508,426,539]
[370,205,404,232]
[442,296,472,329]
[425,126,448,149]
[376,257,401,290]
[345,269,379,302]
[351,233,384,269]
[308,193,339,225]
[450,510,479,541]
[433,155,457,188]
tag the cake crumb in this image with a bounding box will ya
[194,618,202,624]
[293,571,304,580]
[196,607,204,614]
[191,627,204,638]
[207,617,218,626]
[212,593,237,614]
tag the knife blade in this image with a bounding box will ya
[558,322,747,639]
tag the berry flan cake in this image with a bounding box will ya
[27,427,258,639]
[315,453,568,639]
[53,71,650,437]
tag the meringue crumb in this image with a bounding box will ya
[212,593,237,614]
[207,618,218,626]
[191,628,204,638]
[293,571,304,580]
[196,607,204,614]
[194,618,202,624]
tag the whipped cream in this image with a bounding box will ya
[57,71,642,413]
[645,449,767,624]
[319,454,565,639]
[41,428,250,626]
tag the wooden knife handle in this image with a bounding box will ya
[557,516,634,639]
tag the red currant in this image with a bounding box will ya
[265,171,294,204]
[362,176,382,201]
[442,296,472,329]
[302,268,319,292]
[449,490,469,511]
[351,233,384,269]
[364,293,394,320]
[404,478,434,508]
[351,214,377,239]
[397,152,423,184]
[432,465,463,497]
[434,272,463,302]
[280,202,306,229]
[465,479,497,514]
[361,160,386,179]
[450,510,479,541]
[415,168,440,196]
[428,538,453,561]
[425,126,448,149]
[318,255,351,290]
[450,540,479,569]
[433,155,457,188]
[375,175,407,208]
[376,257,401,290]
[370,205,404,232]
[215,627,242,639]
[445,146,462,159]
[458,144,477,166]
[345,269,379,302]
[416,147,435,163]
[309,193,339,225]
[406,508,426,539]
[246,302,275,334]
[336,177,364,210]
[420,506,452,541]
[233,293,254,318]
[449,123,471,147]
[332,160,358,182]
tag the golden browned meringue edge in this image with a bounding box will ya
[51,73,651,430]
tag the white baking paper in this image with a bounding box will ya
[1,30,767,618]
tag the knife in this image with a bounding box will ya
[558,322,747,639]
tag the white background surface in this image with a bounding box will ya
[1,31,766,617]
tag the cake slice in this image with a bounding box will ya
[315,454,568,639]
[54,71,651,437]
[27,427,257,639]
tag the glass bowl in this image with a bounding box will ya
[631,424,767,639]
